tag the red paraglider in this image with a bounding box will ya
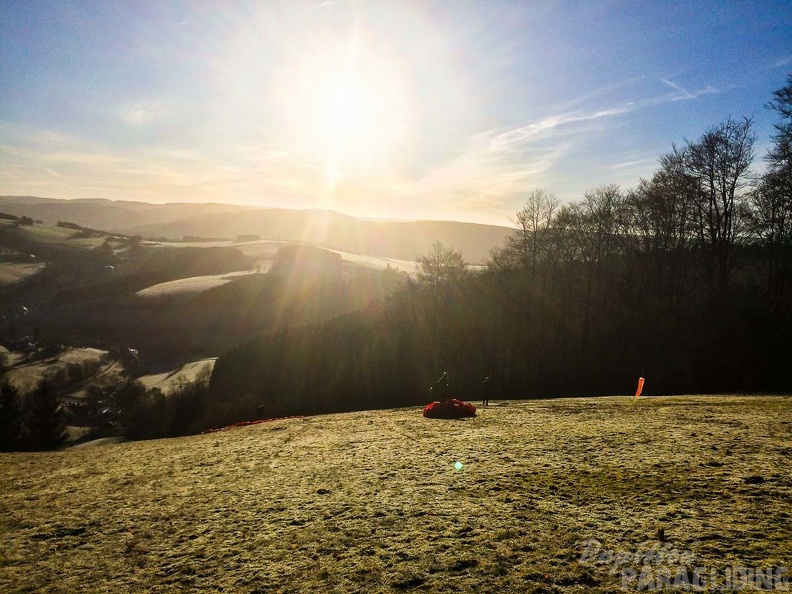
[423,398,477,419]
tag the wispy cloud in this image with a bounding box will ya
[609,157,658,172]
[557,76,647,111]
[658,78,720,102]
[770,55,792,69]
[489,107,633,149]
[387,77,729,220]
[660,78,696,99]
[380,107,621,219]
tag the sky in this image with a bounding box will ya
[1,1,791,226]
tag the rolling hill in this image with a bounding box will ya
[0,196,254,234]
[0,196,512,264]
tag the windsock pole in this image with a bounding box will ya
[635,376,645,398]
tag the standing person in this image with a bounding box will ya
[435,371,449,402]
[482,375,493,406]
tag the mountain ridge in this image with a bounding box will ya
[0,196,512,263]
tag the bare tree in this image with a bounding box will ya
[417,241,467,290]
[765,72,792,171]
[627,154,697,306]
[504,189,560,276]
[676,117,756,295]
[568,185,628,356]
[416,241,467,371]
[750,74,792,319]
[579,184,626,271]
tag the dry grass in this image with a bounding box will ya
[153,239,420,275]
[137,359,217,394]
[0,221,106,249]
[0,262,46,286]
[136,273,256,297]
[1,395,790,593]
[5,347,111,394]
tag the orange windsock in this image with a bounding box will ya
[635,377,645,398]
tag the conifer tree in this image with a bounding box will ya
[24,380,67,451]
[0,380,22,451]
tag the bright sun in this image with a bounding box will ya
[277,31,410,188]
[311,75,379,159]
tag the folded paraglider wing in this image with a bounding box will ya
[422,399,477,419]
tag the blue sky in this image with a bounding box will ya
[1,1,791,225]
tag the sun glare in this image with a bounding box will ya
[312,75,379,157]
[276,29,411,194]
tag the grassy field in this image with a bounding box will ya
[1,395,789,593]
[136,272,256,297]
[4,347,112,394]
[137,359,217,394]
[0,262,46,286]
[0,220,107,249]
[154,239,420,275]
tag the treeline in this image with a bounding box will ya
[0,380,68,451]
[0,369,217,450]
[97,370,215,441]
[207,74,792,418]
[0,212,35,225]
[0,349,115,451]
[57,220,108,234]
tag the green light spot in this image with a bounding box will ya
[454,461,463,471]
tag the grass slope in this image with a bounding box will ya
[137,359,216,394]
[0,262,45,286]
[1,396,790,593]
[4,347,111,394]
[136,272,256,297]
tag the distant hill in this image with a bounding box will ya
[0,196,253,233]
[0,196,511,263]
